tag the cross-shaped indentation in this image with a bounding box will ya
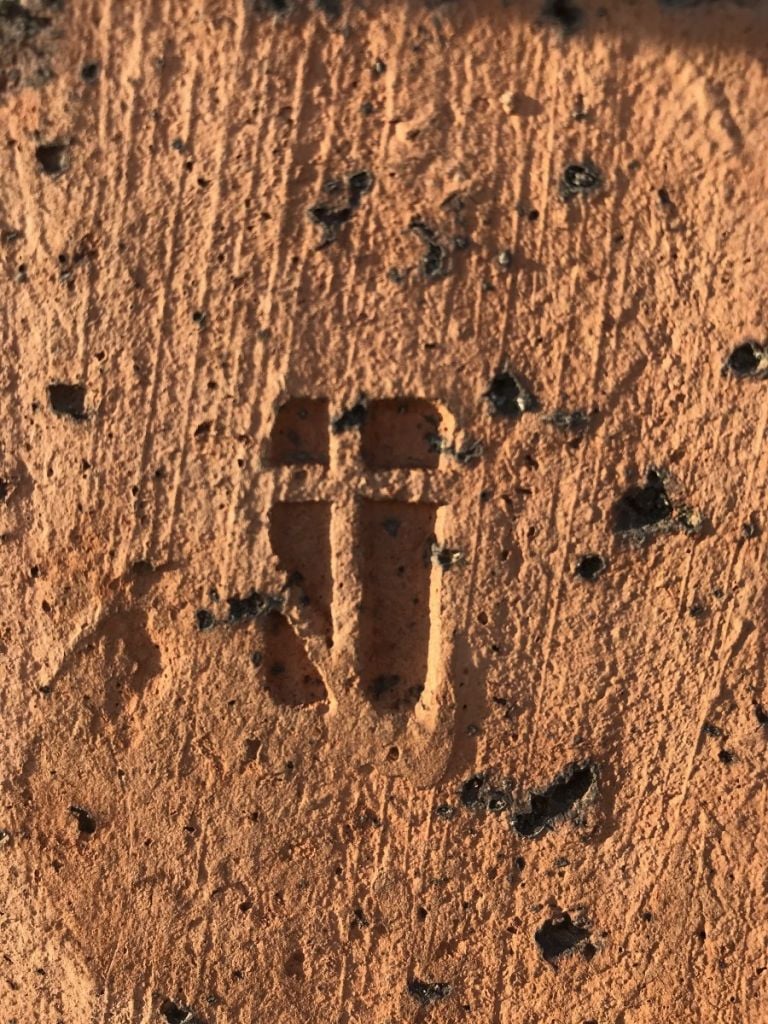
[261,396,455,715]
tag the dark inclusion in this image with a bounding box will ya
[36,143,69,176]
[460,773,509,813]
[427,433,483,465]
[48,382,87,420]
[546,408,591,432]
[195,609,215,631]
[543,0,583,32]
[407,979,452,1005]
[512,762,595,838]
[195,591,281,630]
[535,913,593,964]
[309,171,374,247]
[409,218,448,280]
[227,590,279,623]
[0,3,52,35]
[69,806,96,835]
[159,1000,204,1024]
[315,0,342,17]
[575,554,606,581]
[371,674,401,700]
[560,161,601,200]
[485,371,538,419]
[612,468,672,533]
[725,340,768,379]
[332,397,367,433]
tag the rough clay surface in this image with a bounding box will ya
[1,1,768,1022]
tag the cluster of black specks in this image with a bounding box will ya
[332,396,367,433]
[309,171,373,247]
[195,590,282,631]
[48,383,87,420]
[512,762,595,838]
[575,554,606,582]
[460,773,511,814]
[544,408,592,433]
[427,433,483,465]
[535,913,594,965]
[485,370,538,419]
[69,805,96,835]
[407,979,452,1005]
[560,161,601,200]
[702,723,737,763]
[724,340,768,379]
[409,219,449,281]
[57,237,95,284]
[159,999,204,1024]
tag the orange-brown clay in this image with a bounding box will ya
[1,1,768,1021]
